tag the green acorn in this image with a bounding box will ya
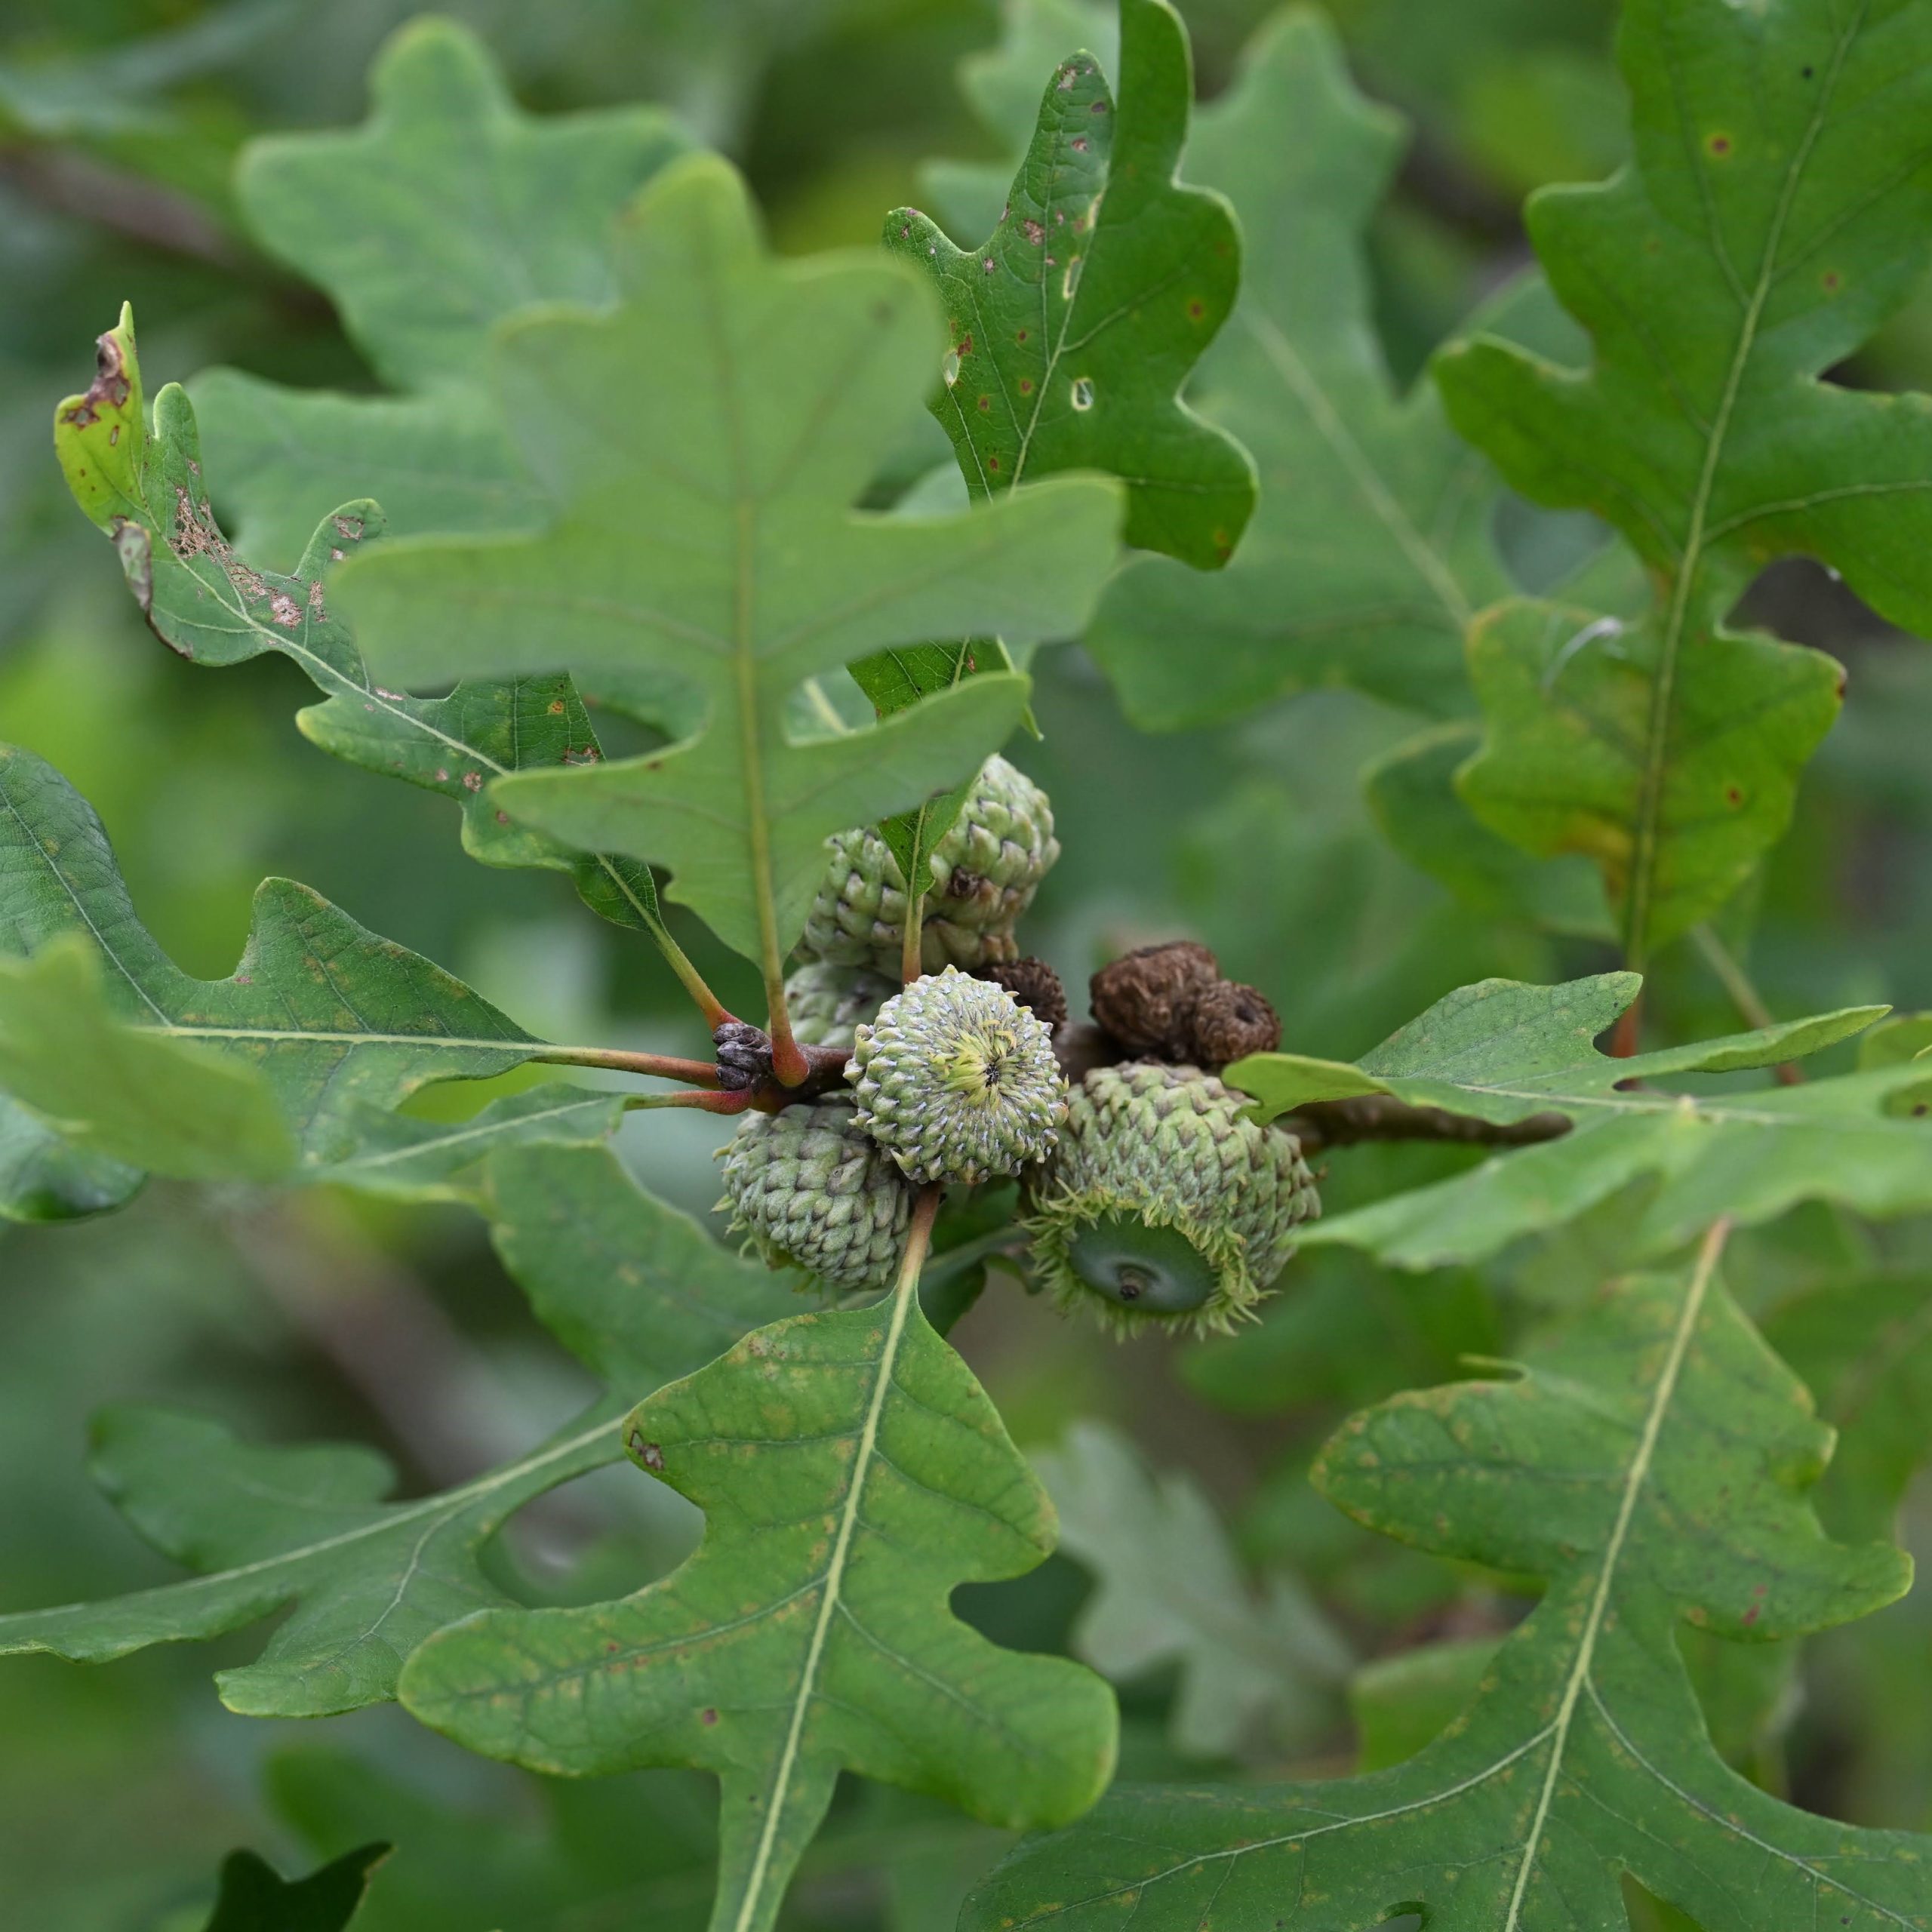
[784,961,900,1052]
[798,755,1059,976]
[847,966,1066,1185]
[1022,1061,1318,1337]
[717,1101,912,1291]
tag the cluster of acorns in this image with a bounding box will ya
[716,756,1318,1336]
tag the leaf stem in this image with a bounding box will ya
[647,918,737,1032]
[622,1088,753,1116]
[900,883,926,986]
[534,1046,721,1086]
[897,1183,946,1301]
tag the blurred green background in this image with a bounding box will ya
[6,0,1932,1925]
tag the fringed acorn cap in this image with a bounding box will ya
[1022,1060,1318,1338]
[717,1101,912,1291]
[847,966,1066,1185]
[798,755,1059,977]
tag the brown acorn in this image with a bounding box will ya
[1185,979,1281,1067]
[977,956,1069,1028]
[1088,940,1220,1057]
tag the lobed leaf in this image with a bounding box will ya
[399,1273,1117,1932]
[337,154,1121,973]
[0,1142,791,1712]
[191,17,689,568]
[968,1238,1932,1931]
[0,938,294,1182]
[1232,972,1932,1268]
[1436,0,1932,964]
[917,0,1117,241]
[1084,13,1515,725]
[57,307,674,940]
[1034,1420,1349,1759]
[0,744,546,1168]
[885,0,1255,571]
[202,1843,389,1932]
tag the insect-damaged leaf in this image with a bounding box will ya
[885,0,1254,572]
[398,1274,1117,1932]
[0,746,546,1167]
[967,1235,1932,1932]
[55,306,673,943]
[1231,972,1932,1269]
[336,154,1121,971]
[189,17,689,569]
[1435,0,1932,965]
[0,1143,794,1714]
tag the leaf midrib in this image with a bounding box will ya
[1623,3,1860,968]
[730,1278,923,1932]
[0,1416,617,1641]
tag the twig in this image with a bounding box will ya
[1287,1094,1571,1157]
[536,1044,721,1084]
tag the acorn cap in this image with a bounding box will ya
[1185,979,1281,1067]
[797,755,1060,977]
[1021,1060,1318,1337]
[784,960,900,1053]
[717,1101,912,1291]
[1088,940,1221,1056]
[847,966,1067,1185]
[977,955,1069,1028]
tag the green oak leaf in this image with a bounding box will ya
[337,153,1121,980]
[886,0,1254,571]
[1082,12,1512,725]
[917,0,1116,240]
[1435,0,1932,966]
[1764,1271,1932,1545]
[0,744,547,1166]
[0,1140,792,1712]
[315,1089,629,1206]
[0,937,294,1182]
[0,1401,621,1719]
[202,1844,389,1932]
[57,307,674,944]
[0,1093,143,1224]
[967,1240,1930,1931]
[190,17,689,568]
[1231,972,1932,1268]
[1034,1420,1349,1760]
[1364,721,1614,940]
[398,1272,1118,1932]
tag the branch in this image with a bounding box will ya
[1286,1094,1571,1156]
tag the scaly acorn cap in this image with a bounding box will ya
[846,966,1067,1185]
[798,755,1059,976]
[784,960,901,1053]
[1185,979,1281,1067]
[1022,1060,1318,1338]
[1089,940,1220,1056]
[716,1101,912,1291]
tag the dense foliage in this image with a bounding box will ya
[6,1,1932,1928]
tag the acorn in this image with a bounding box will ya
[716,1101,912,1291]
[1088,940,1220,1057]
[783,961,901,1053]
[798,755,1059,977]
[1186,979,1281,1067]
[1022,1060,1318,1337]
[847,966,1066,1185]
